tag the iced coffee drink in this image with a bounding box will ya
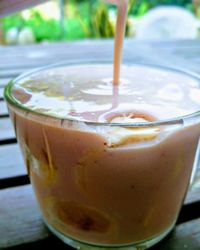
[4,62,200,249]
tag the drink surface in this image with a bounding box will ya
[12,64,200,123]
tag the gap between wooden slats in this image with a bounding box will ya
[0,138,17,145]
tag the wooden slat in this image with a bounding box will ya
[0,53,114,72]
[0,88,4,99]
[0,101,8,116]
[0,117,15,140]
[186,185,200,205]
[0,40,199,67]
[0,40,198,72]
[0,144,25,179]
[0,39,199,55]
[0,78,11,88]
[134,39,200,48]
[0,68,27,78]
[0,41,113,67]
[153,218,200,250]
[0,40,199,83]
[124,43,200,74]
[0,184,199,249]
[0,185,50,249]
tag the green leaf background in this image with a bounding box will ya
[2,0,195,42]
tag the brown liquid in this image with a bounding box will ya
[9,64,200,246]
[8,85,200,245]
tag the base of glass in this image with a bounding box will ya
[45,221,174,250]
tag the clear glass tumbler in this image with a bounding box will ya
[4,61,200,250]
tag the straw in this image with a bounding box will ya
[104,0,128,85]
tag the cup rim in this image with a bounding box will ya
[4,59,200,128]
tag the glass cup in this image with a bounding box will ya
[4,61,200,250]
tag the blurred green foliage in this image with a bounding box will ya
[2,0,114,41]
[63,0,114,39]
[3,11,62,41]
[2,0,196,42]
[130,0,192,16]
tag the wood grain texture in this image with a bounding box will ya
[0,68,26,78]
[0,101,8,116]
[0,39,198,59]
[0,117,15,140]
[0,185,50,249]
[152,218,200,250]
[0,88,4,99]
[0,40,200,77]
[0,144,25,179]
[0,79,11,88]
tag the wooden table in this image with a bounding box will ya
[0,39,200,250]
